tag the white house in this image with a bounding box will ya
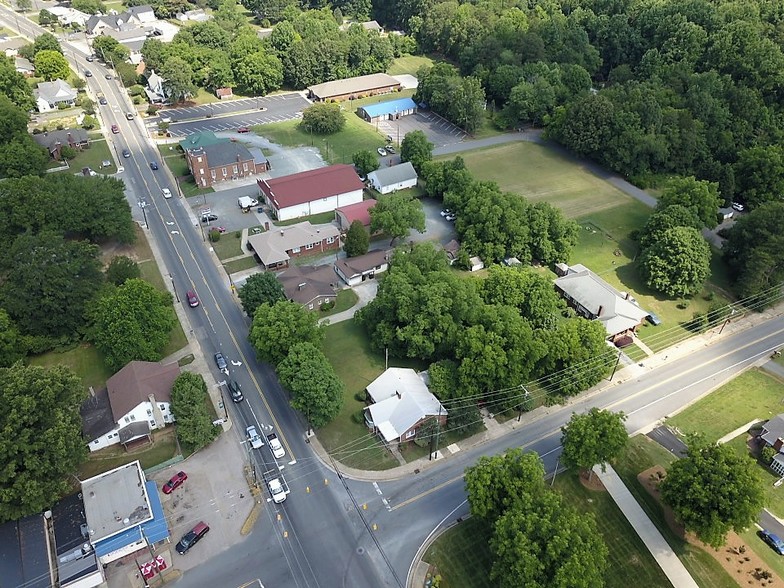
[335,249,391,286]
[47,6,90,27]
[144,69,167,103]
[257,164,365,222]
[364,368,447,444]
[367,161,418,194]
[80,361,179,452]
[35,79,78,112]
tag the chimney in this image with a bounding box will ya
[395,391,401,399]
[625,292,630,300]
[597,305,603,316]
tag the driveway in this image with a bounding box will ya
[647,425,688,457]
[379,110,467,148]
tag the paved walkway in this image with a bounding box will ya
[593,464,698,588]
[319,280,378,325]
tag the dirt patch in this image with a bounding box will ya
[639,465,782,587]
[579,469,607,492]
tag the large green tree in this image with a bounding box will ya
[0,57,35,111]
[238,272,285,318]
[232,49,283,95]
[639,226,711,297]
[0,363,86,522]
[249,300,324,366]
[105,256,141,286]
[277,342,343,428]
[0,234,103,338]
[91,279,176,372]
[490,490,608,588]
[464,448,546,523]
[723,202,784,302]
[400,130,433,173]
[660,441,765,548]
[161,56,196,103]
[0,309,25,367]
[560,408,628,477]
[733,146,784,209]
[301,102,346,135]
[638,204,701,249]
[343,219,370,257]
[657,176,722,229]
[170,372,219,449]
[369,191,426,244]
[352,149,379,176]
[481,265,564,330]
[34,49,71,81]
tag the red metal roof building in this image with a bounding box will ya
[257,164,364,221]
[335,199,377,230]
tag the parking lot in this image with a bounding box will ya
[378,110,468,148]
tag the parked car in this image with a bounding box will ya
[99,96,108,105]
[176,521,209,554]
[228,380,243,403]
[732,202,745,212]
[126,112,134,120]
[246,425,263,449]
[111,124,119,134]
[186,290,199,307]
[150,161,159,170]
[86,54,95,62]
[760,530,784,555]
[377,147,387,156]
[385,145,395,154]
[237,127,249,133]
[121,148,131,158]
[210,226,227,233]
[162,187,172,198]
[440,209,452,217]
[267,433,285,459]
[646,313,662,326]
[214,352,228,371]
[84,69,92,77]
[162,471,187,494]
[445,213,457,222]
[201,213,218,223]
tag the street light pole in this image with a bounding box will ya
[169,275,179,302]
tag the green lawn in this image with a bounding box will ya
[210,230,245,260]
[320,288,359,318]
[739,527,784,581]
[275,211,336,226]
[667,369,784,442]
[725,429,784,518]
[55,138,116,175]
[255,92,416,164]
[224,256,259,274]
[77,427,178,482]
[422,470,674,588]
[387,55,434,76]
[29,343,113,393]
[319,320,426,470]
[614,436,739,588]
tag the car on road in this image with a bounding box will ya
[201,213,218,223]
[161,187,172,198]
[125,112,134,120]
[268,477,288,503]
[99,96,108,105]
[377,147,387,156]
[760,530,784,555]
[228,380,243,403]
[176,521,209,554]
[84,69,92,77]
[267,433,285,459]
[186,290,199,307]
[150,161,159,170]
[214,352,228,371]
[246,426,263,449]
[385,145,395,154]
[162,471,187,494]
[86,55,95,62]
[732,202,745,212]
[111,124,119,134]
[237,127,249,133]
[104,73,112,80]
[121,148,130,158]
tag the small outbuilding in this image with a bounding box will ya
[334,249,391,286]
[335,199,376,230]
[358,97,417,123]
[367,161,418,194]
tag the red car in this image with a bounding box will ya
[186,290,199,307]
[237,127,249,133]
[111,124,120,134]
[162,471,187,494]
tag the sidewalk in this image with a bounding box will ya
[593,464,698,588]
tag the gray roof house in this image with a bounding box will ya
[14,56,34,75]
[277,265,338,310]
[246,222,341,270]
[335,249,391,286]
[35,79,77,112]
[145,69,167,103]
[761,414,784,477]
[33,128,89,158]
[367,161,418,194]
[554,263,649,340]
[364,368,447,444]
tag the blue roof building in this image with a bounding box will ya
[358,97,418,122]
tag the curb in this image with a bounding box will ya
[240,500,263,535]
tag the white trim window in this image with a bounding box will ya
[305,243,314,250]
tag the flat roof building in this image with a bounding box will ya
[307,73,401,102]
[358,97,417,122]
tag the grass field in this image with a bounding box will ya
[422,469,673,588]
[319,320,426,470]
[614,436,739,588]
[667,369,784,442]
[77,427,178,482]
[55,139,116,175]
[29,344,113,393]
[320,289,359,318]
[387,55,434,76]
[210,230,245,260]
[224,256,259,274]
[275,211,336,226]
[455,143,635,219]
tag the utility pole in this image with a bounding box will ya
[517,385,530,421]
[609,350,622,381]
[169,275,179,302]
[430,404,442,461]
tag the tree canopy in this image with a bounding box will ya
[657,177,722,229]
[400,130,433,173]
[0,363,86,522]
[352,149,379,176]
[301,102,346,134]
[660,440,765,548]
[249,300,325,366]
[343,219,370,257]
[369,191,426,244]
[638,226,711,297]
[171,372,219,450]
[105,256,141,286]
[560,408,628,475]
[90,279,176,372]
[277,342,343,428]
[238,272,285,318]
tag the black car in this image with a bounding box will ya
[98,97,108,105]
[84,69,92,77]
[176,521,209,554]
[104,74,112,80]
[214,352,228,371]
[121,148,131,158]
[150,161,159,170]
[86,55,95,62]
[228,380,243,402]
[201,213,218,223]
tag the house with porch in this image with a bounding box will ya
[363,368,447,444]
[245,221,341,270]
[335,249,391,286]
[760,414,784,476]
[80,361,179,452]
[33,128,89,159]
[35,79,77,112]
